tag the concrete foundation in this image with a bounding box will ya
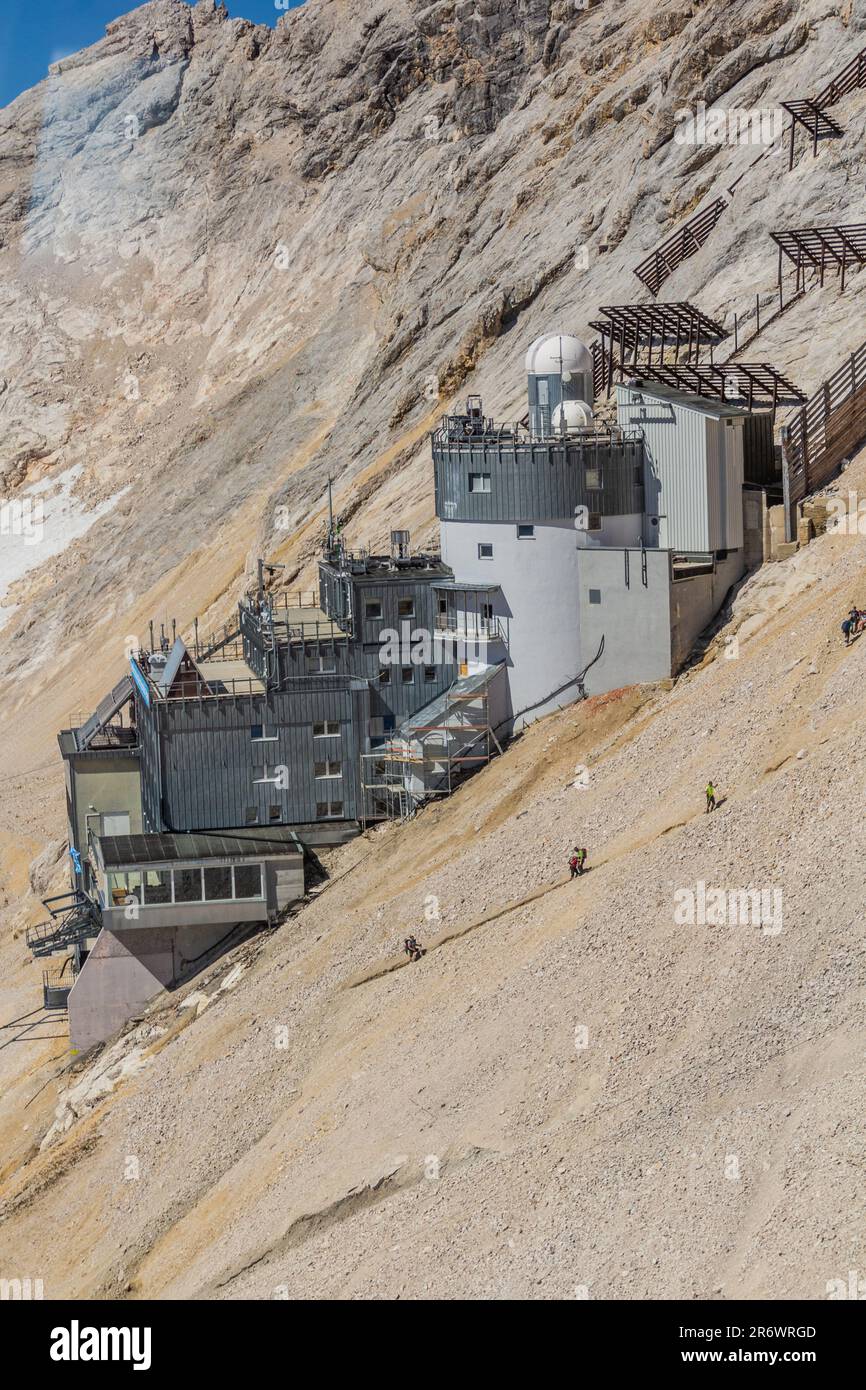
[68,922,241,1051]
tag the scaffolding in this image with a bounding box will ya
[359,666,504,824]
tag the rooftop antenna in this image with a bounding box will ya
[149,620,154,652]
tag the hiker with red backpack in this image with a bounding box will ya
[569,846,588,879]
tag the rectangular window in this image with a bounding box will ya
[378,667,391,686]
[481,602,494,621]
[251,724,277,742]
[397,599,414,618]
[269,805,282,822]
[468,473,491,493]
[588,513,602,532]
[438,598,448,615]
[174,867,203,903]
[204,866,233,901]
[589,589,602,605]
[585,466,602,490]
[143,869,172,906]
[401,666,414,685]
[233,864,263,899]
[245,806,258,825]
[365,600,382,620]
[424,666,437,683]
[108,870,141,907]
[316,800,344,819]
[314,759,343,779]
[517,524,534,539]
[478,543,494,559]
[318,644,336,674]
[313,720,340,737]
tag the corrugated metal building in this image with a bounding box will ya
[616,383,751,553]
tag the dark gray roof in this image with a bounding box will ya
[96,829,302,867]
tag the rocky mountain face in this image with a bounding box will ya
[1,0,866,1298]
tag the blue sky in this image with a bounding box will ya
[0,0,306,109]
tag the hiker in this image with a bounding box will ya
[842,607,860,646]
[705,780,717,813]
[569,846,588,878]
[403,935,424,963]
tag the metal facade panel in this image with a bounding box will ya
[618,385,711,551]
[432,436,644,522]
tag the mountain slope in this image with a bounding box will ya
[1,0,866,1298]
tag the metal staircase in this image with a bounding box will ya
[26,891,101,958]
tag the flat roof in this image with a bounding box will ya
[96,829,302,868]
[616,380,761,418]
[194,656,266,694]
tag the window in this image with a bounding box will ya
[517,524,535,539]
[269,805,282,823]
[378,667,392,686]
[143,869,172,906]
[315,759,343,779]
[588,513,602,532]
[438,598,447,615]
[585,465,602,490]
[108,870,141,907]
[245,806,258,825]
[251,724,276,742]
[204,866,233,901]
[234,864,263,899]
[424,666,437,683]
[478,543,494,560]
[401,666,414,685]
[589,589,602,605]
[174,867,203,903]
[481,602,494,621]
[365,600,382,620]
[397,599,415,618]
[316,799,344,819]
[318,644,336,674]
[313,720,340,737]
[468,473,491,493]
[252,765,270,784]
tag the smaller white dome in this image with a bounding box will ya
[551,400,594,433]
[525,333,593,376]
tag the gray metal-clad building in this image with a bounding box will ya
[433,433,645,522]
[135,675,371,833]
[615,383,748,553]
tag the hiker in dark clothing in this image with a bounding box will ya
[843,608,861,645]
[403,935,424,963]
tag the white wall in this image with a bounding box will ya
[442,518,587,727]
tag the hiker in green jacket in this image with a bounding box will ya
[705,780,717,813]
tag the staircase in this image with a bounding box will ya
[26,891,101,958]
